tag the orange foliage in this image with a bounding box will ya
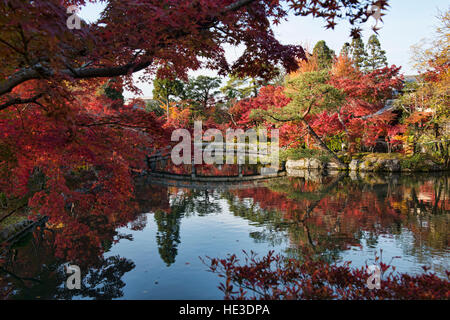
[331,54,361,79]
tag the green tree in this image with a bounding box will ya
[252,71,346,167]
[145,100,166,117]
[152,77,185,117]
[185,76,222,109]
[365,35,388,71]
[340,42,351,57]
[349,37,367,69]
[313,40,335,69]
[221,76,260,101]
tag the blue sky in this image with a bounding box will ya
[79,0,449,98]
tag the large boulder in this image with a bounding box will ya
[359,159,373,171]
[0,219,32,242]
[308,158,325,170]
[358,156,400,172]
[304,170,321,182]
[384,159,401,172]
[349,159,360,171]
[423,160,443,172]
[327,160,346,171]
[286,159,307,170]
[286,168,306,178]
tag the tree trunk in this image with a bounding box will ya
[166,98,170,119]
[302,120,347,168]
[434,123,439,153]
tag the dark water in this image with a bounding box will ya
[0,172,448,299]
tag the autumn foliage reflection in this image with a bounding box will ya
[224,173,449,262]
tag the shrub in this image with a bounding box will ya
[204,251,450,300]
[400,153,440,170]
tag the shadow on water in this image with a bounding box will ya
[0,172,448,299]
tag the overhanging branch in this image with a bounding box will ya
[0,0,258,98]
[0,93,44,112]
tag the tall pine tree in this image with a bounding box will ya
[152,77,185,117]
[365,35,388,71]
[313,40,335,69]
[349,37,367,70]
[341,42,351,57]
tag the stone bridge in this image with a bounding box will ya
[146,142,285,182]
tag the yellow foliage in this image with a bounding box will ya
[411,8,449,73]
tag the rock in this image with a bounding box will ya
[359,171,368,179]
[361,158,401,172]
[424,160,442,172]
[287,154,448,175]
[286,169,305,177]
[286,159,307,169]
[349,160,360,171]
[327,161,344,171]
[0,219,38,242]
[304,170,321,182]
[349,171,358,181]
[359,159,376,172]
[385,159,401,172]
[308,158,324,170]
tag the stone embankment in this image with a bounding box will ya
[286,153,447,177]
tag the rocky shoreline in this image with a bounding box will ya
[286,153,448,175]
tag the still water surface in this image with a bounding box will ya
[0,173,448,299]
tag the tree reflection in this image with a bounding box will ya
[0,178,160,299]
[154,188,222,265]
[58,255,135,300]
[154,209,182,266]
[225,173,449,268]
[1,172,448,298]
[0,228,135,300]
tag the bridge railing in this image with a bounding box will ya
[146,142,277,178]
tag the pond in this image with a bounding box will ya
[0,172,448,299]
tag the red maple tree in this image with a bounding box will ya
[0,0,390,252]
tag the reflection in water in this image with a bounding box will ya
[154,210,182,266]
[154,189,223,266]
[0,235,135,300]
[227,173,448,269]
[0,173,448,299]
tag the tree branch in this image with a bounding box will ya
[78,121,157,130]
[0,93,44,112]
[0,0,258,98]
[267,114,297,123]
